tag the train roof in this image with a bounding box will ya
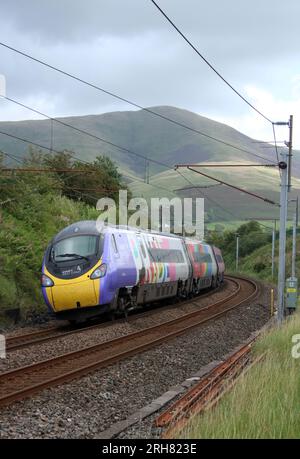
[51,220,99,243]
[51,220,209,245]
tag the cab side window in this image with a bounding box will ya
[111,234,119,254]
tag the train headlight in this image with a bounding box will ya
[90,264,107,279]
[41,274,54,287]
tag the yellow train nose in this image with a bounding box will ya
[43,264,101,312]
[51,279,99,311]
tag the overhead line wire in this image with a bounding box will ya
[0,43,276,164]
[0,134,178,196]
[2,96,176,170]
[2,98,272,199]
[149,0,273,124]
[181,165,279,206]
[175,168,240,221]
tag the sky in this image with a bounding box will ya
[0,0,299,148]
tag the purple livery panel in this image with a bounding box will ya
[98,229,190,305]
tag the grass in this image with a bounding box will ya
[207,221,294,232]
[180,310,300,439]
[233,234,298,283]
[206,221,249,231]
[0,186,99,320]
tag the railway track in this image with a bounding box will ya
[0,275,258,409]
[6,277,231,352]
[6,325,70,352]
[155,337,265,439]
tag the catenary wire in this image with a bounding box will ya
[149,0,273,124]
[0,44,276,164]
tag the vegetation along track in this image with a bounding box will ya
[0,275,259,408]
[6,276,232,352]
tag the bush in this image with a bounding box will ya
[0,149,128,320]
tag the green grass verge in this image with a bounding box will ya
[0,192,98,319]
[181,310,300,439]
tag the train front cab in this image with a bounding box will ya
[42,229,107,321]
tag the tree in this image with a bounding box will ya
[43,151,130,207]
[94,155,121,181]
[206,220,272,267]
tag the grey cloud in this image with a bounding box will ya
[0,0,299,130]
[1,0,300,52]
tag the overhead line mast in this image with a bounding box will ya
[150,0,296,321]
[273,117,293,190]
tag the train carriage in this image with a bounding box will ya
[212,245,225,284]
[41,221,224,322]
[184,239,218,293]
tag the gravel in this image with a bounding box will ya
[0,281,237,373]
[0,312,55,334]
[0,279,271,439]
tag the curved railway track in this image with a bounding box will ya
[6,325,70,352]
[0,275,259,409]
[6,277,231,352]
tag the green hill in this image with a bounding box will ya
[0,105,292,173]
[1,105,299,222]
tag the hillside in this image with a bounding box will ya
[238,232,298,280]
[1,106,299,221]
[1,105,294,173]
[208,218,298,282]
[133,161,300,222]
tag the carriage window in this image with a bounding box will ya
[147,248,184,263]
[193,252,212,263]
[112,234,119,254]
[137,237,147,258]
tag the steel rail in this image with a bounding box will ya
[6,278,232,352]
[0,276,258,408]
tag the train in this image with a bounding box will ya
[41,221,225,323]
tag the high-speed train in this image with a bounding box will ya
[41,221,225,322]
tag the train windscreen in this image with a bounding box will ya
[51,235,99,262]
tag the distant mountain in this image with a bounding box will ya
[0,105,294,173]
[1,106,299,221]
